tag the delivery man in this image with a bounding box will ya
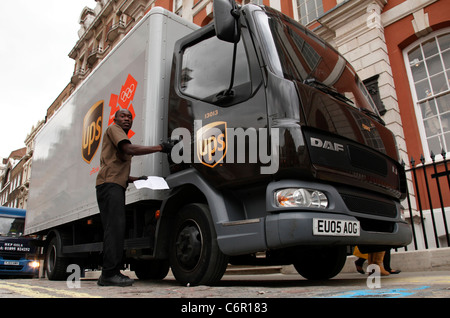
[96,109,173,287]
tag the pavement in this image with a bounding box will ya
[228,247,450,276]
[340,247,450,273]
[47,247,450,279]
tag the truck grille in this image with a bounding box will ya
[304,129,401,198]
[348,145,387,176]
[358,218,395,233]
[0,265,24,271]
[341,194,397,218]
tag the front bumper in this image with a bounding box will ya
[265,211,412,248]
[0,259,39,277]
[265,179,412,249]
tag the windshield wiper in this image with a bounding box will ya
[360,108,385,125]
[303,78,354,105]
[303,78,386,125]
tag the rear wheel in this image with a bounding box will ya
[45,237,70,281]
[169,203,228,286]
[293,246,347,280]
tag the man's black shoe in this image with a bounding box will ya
[97,274,134,287]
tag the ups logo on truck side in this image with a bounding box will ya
[196,121,227,168]
[82,101,103,163]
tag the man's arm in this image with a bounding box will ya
[120,142,163,156]
[120,140,175,155]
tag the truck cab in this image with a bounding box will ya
[163,3,411,284]
[0,207,40,277]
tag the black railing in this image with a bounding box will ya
[403,150,450,250]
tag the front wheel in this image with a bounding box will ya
[169,203,228,286]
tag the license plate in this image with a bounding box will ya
[313,218,360,236]
[3,261,20,266]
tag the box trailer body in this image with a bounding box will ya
[26,8,197,235]
[26,4,411,285]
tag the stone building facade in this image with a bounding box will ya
[1,121,44,209]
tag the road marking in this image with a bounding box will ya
[0,282,58,298]
[329,286,430,298]
[0,281,102,298]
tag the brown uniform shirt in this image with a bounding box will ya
[96,124,132,189]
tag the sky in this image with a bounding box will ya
[0,0,92,158]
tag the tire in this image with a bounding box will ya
[45,237,70,281]
[169,203,229,286]
[293,246,347,280]
[133,259,170,280]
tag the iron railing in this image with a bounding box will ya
[403,150,450,250]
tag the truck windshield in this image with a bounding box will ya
[0,217,25,237]
[254,10,380,116]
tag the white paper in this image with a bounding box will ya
[134,176,169,190]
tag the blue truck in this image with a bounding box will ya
[0,207,40,277]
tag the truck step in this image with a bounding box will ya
[224,265,282,275]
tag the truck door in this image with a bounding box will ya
[168,23,269,187]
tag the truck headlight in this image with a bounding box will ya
[29,261,40,268]
[275,188,328,208]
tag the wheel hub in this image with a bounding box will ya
[175,223,202,270]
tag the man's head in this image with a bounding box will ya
[114,109,133,132]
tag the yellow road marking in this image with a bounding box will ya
[0,282,58,298]
[0,281,102,298]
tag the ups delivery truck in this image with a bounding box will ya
[25,2,411,285]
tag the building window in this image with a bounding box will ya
[174,0,183,15]
[404,29,450,159]
[296,0,323,25]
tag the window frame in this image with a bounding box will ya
[403,28,450,162]
[175,24,260,107]
[294,0,324,26]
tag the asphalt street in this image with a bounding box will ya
[0,270,449,299]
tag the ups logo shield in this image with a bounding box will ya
[196,121,227,168]
[82,101,103,164]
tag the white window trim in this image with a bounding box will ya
[294,0,323,26]
[292,0,300,21]
[403,27,450,164]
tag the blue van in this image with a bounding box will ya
[0,207,40,277]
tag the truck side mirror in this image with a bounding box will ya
[213,0,241,43]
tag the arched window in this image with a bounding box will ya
[404,28,450,159]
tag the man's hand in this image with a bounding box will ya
[160,139,179,154]
[128,175,148,183]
